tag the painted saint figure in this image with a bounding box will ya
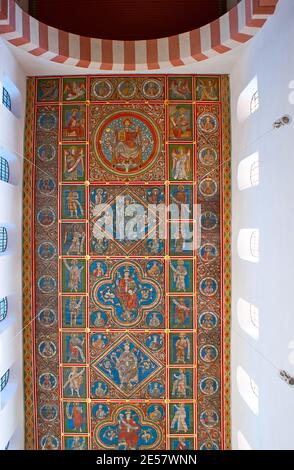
[64,147,85,180]
[115,267,138,321]
[117,411,141,450]
[63,260,84,292]
[172,369,191,398]
[111,118,143,171]
[171,404,188,433]
[172,146,191,180]
[114,342,139,391]
[63,367,85,397]
[67,334,85,363]
[175,333,191,364]
[66,190,84,218]
[64,225,85,255]
[66,402,86,432]
[171,260,188,292]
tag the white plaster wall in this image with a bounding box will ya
[0,38,26,450]
[230,0,294,450]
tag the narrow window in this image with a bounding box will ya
[2,87,11,111]
[0,227,8,253]
[0,297,8,322]
[0,156,9,183]
[0,370,10,392]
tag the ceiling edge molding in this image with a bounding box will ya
[0,0,278,71]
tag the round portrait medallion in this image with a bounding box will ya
[200,376,219,396]
[199,344,218,363]
[38,112,57,131]
[199,277,218,297]
[199,243,218,263]
[37,144,56,163]
[37,177,56,195]
[92,79,114,100]
[200,409,219,428]
[199,146,218,167]
[199,178,218,198]
[117,79,137,99]
[199,311,218,330]
[142,79,163,100]
[37,208,56,228]
[94,110,161,176]
[197,113,219,134]
[38,241,57,261]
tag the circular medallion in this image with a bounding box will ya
[145,311,164,328]
[38,308,57,327]
[38,112,57,131]
[146,334,163,351]
[199,311,218,330]
[95,110,161,176]
[39,372,57,391]
[40,404,59,422]
[200,440,219,450]
[147,381,164,398]
[200,211,218,231]
[147,405,165,422]
[200,409,219,428]
[199,243,218,263]
[197,113,219,134]
[199,344,218,363]
[199,277,218,297]
[37,144,56,163]
[91,380,109,398]
[38,275,57,294]
[38,242,57,261]
[117,79,137,99]
[92,79,114,100]
[40,434,59,450]
[142,79,163,100]
[199,146,217,167]
[37,208,56,228]
[38,340,57,359]
[199,178,218,198]
[200,376,219,396]
[37,177,56,195]
[92,404,110,420]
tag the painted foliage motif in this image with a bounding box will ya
[24,75,231,450]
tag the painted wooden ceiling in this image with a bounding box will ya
[28,0,229,40]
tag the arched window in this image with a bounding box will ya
[250,230,260,259]
[238,152,259,191]
[237,298,259,340]
[237,229,260,263]
[250,90,259,115]
[2,87,11,111]
[250,159,259,187]
[237,76,259,123]
[0,156,9,183]
[237,366,259,415]
[237,431,252,450]
[0,227,8,252]
[0,370,10,392]
[0,297,8,322]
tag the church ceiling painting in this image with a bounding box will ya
[23,75,231,450]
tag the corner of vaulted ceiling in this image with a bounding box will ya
[0,0,279,72]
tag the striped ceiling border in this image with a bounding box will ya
[0,0,278,71]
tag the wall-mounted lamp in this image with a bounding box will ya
[279,370,294,386]
[273,115,292,129]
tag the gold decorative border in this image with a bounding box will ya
[22,77,35,450]
[221,75,232,450]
